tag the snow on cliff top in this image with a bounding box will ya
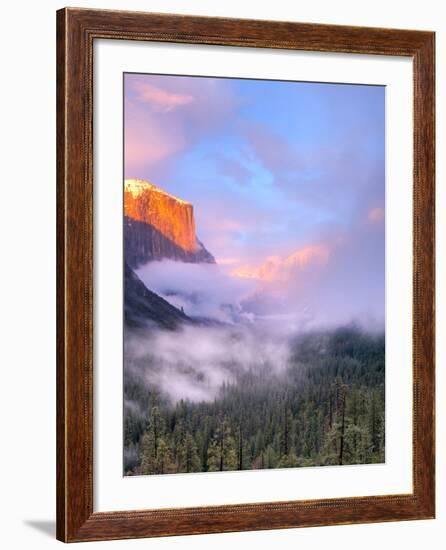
[125,179,191,206]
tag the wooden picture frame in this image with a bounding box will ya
[56,7,435,542]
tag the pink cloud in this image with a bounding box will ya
[124,75,238,179]
[125,127,175,168]
[215,257,242,266]
[132,82,195,112]
[232,244,330,282]
[124,110,186,177]
[368,207,385,224]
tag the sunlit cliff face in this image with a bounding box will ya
[124,179,197,252]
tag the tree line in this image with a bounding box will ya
[124,327,385,475]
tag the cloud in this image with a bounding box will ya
[240,223,384,331]
[134,225,383,334]
[125,324,291,403]
[136,260,256,323]
[206,151,253,186]
[232,244,330,282]
[240,118,384,228]
[216,257,242,266]
[124,105,187,176]
[132,81,195,112]
[241,120,304,175]
[124,74,239,180]
[368,207,385,224]
[125,125,180,170]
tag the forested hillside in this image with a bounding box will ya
[124,326,385,475]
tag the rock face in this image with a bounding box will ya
[124,179,215,267]
[124,261,193,330]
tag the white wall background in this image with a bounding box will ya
[0,1,443,548]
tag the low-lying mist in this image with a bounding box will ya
[136,253,385,333]
[136,260,256,324]
[125,324,291,403]
[129,252,384,406]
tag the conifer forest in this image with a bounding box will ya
[124,326,385,475]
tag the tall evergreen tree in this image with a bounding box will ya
[207,417,237,471]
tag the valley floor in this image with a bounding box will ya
[124,326,385,475]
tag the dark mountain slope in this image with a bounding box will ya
[124,261,193,330]
[124,216,214,268]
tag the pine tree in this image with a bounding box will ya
[321,421,341,465]
[280,408,294,458]
[139,406,167,475]
[263,445,278,469]
[338,385,347,465]
[237,424,243,470]
[156,437,174,474]
[207,417,237,471]
[178,432,201,473]
[140,430,157,474]
[278,451,299,468]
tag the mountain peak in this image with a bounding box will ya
[125,179,191,206]
[124,178,215,266]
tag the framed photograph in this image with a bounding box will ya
[56,8,435,542]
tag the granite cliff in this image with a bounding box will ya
[124,179,215,267]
